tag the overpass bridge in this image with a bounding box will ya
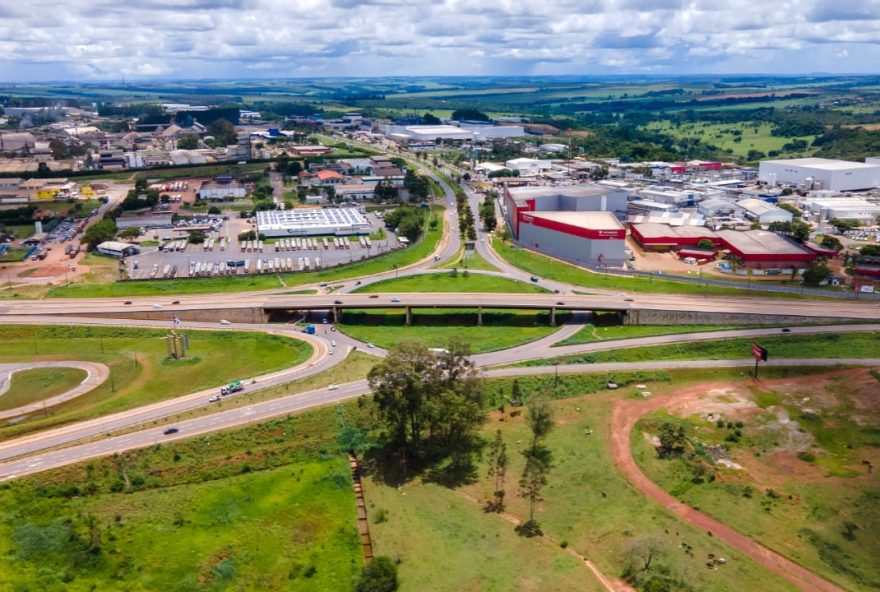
[4,292,880,326]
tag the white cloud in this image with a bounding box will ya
[0,0,877,80]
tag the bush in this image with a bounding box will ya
[356,556,398,592]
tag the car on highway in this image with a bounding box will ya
[334,300,343,304]
[163,428,179,435]
[330,326,336,332]
[171,300,180,305]
[319,282,328,287]
[781,328,791,333]
[390,297,401,303]
[220,319,231,325]
[368,294,379,299]
[355,280,362,285]
[328,384,338,390]
[153,304,163,309]
[530,276,539,282]
[556,301,565,305]
[123,301,132,305]
[623,297,634,302]
[209,395,220,402]
[367,342,375,348]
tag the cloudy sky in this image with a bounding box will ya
[0,0,878,81]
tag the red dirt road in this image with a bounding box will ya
[609,388,845,592]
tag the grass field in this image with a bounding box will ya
[643,121,817,159]
[438,248,499,271]
[493,240,813,299]
[339,309,560,353]
[353,273,545,294]
[0,367,87,412]
[633,369,880,591]
[369,368,806,592]
[0,325,313,439]
[523,331,880,366]
[0,452,360,591]
[554,318,746,347]
[37,206,445,299]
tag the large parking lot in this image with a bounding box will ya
[125,213,400,279]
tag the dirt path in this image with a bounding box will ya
[609,384,845,592]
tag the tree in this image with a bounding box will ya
[356,556,398,592]
[657,422,687,458]
[746,149,766,161]
[486,429,508,512]
[452,108,490,122]
[188,230,206,244]
[208,206,221,215]
[820,235,842,251]
[777,202,802,218]
[696,239,715,250]
[119,227,140,241]
[82,219,117,250]
[422,112,441,125]
[367,339,485,463]
[802,258,831,286]
[518,398,554,532]
[207,118,237,146]
[176,134,199,150]
[48,138,69,160]
[374,180,399,202]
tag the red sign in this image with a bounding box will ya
[751,343,768,361]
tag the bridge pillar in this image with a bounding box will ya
[477,306,483,326]
[332,307,340,324]
[405,306,412,326]
[550,307,556,326]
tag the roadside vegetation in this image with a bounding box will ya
[0,325,312,439]
[353,272,545,294]
[521,331,880,367]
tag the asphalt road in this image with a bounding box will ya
[1,357,877,481]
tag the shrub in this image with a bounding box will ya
[356,556,398,592]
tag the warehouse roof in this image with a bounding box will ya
[507,185,615,203]
[631,223,717,240]
[525,211,624,231]
[762,157,880,171]
[715,229,812,256]
[736,198,788,217]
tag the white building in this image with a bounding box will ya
[96,241,139,258]
[383,123,525,144]
[256,208,370,237]
[805,197,880,224]
[336,183,375,201]
[736,198,794,225]
[198,181,246,201]
[504,158,553,177]
[758,158,880,191]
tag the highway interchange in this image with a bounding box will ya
[0,160,878,481]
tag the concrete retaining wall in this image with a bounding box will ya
[624,309,855,326]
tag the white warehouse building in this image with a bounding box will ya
[735,198,794,225]
[805,198,880,224]
[758,158,880,191]
[256,208,370,237]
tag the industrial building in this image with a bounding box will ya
[631,224,821,269]
[805,197,880,224]
[256,208,370,237]
[383,123,525,144]
[96,241,140,258]
[517,211,626,266]
[735,198,794,225]
[758,158,880,191]
[198,180,247,201]
[116,212,174,230]
[503,185,628,239]
[502,185,628,267]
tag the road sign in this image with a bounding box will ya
[751,343,768,378]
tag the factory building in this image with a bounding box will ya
[758,158,880,191]
[630,224,723,252]
[518,211,626,266]
[735,198,794,225]
[383,123,525,144]
[502,185,628,267]
[256,208,370,237]
[805,197,880,224]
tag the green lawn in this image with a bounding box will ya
[339,309,560,353]
[438,248,499,271]
[493,240,814,299]
[42,206,446,299]
[633,371,880,591]
[0,460,360,592]
[0,325,313,439]
[0,367,87,411]
[353,273,545,294]
[554,318,746,347]
[523,331,880,366]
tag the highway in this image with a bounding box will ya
[1,357,877,482]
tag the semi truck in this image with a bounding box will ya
[220,380,244,396]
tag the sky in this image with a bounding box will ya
[0,0,879,81]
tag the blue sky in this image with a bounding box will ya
[0,0,878,81]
